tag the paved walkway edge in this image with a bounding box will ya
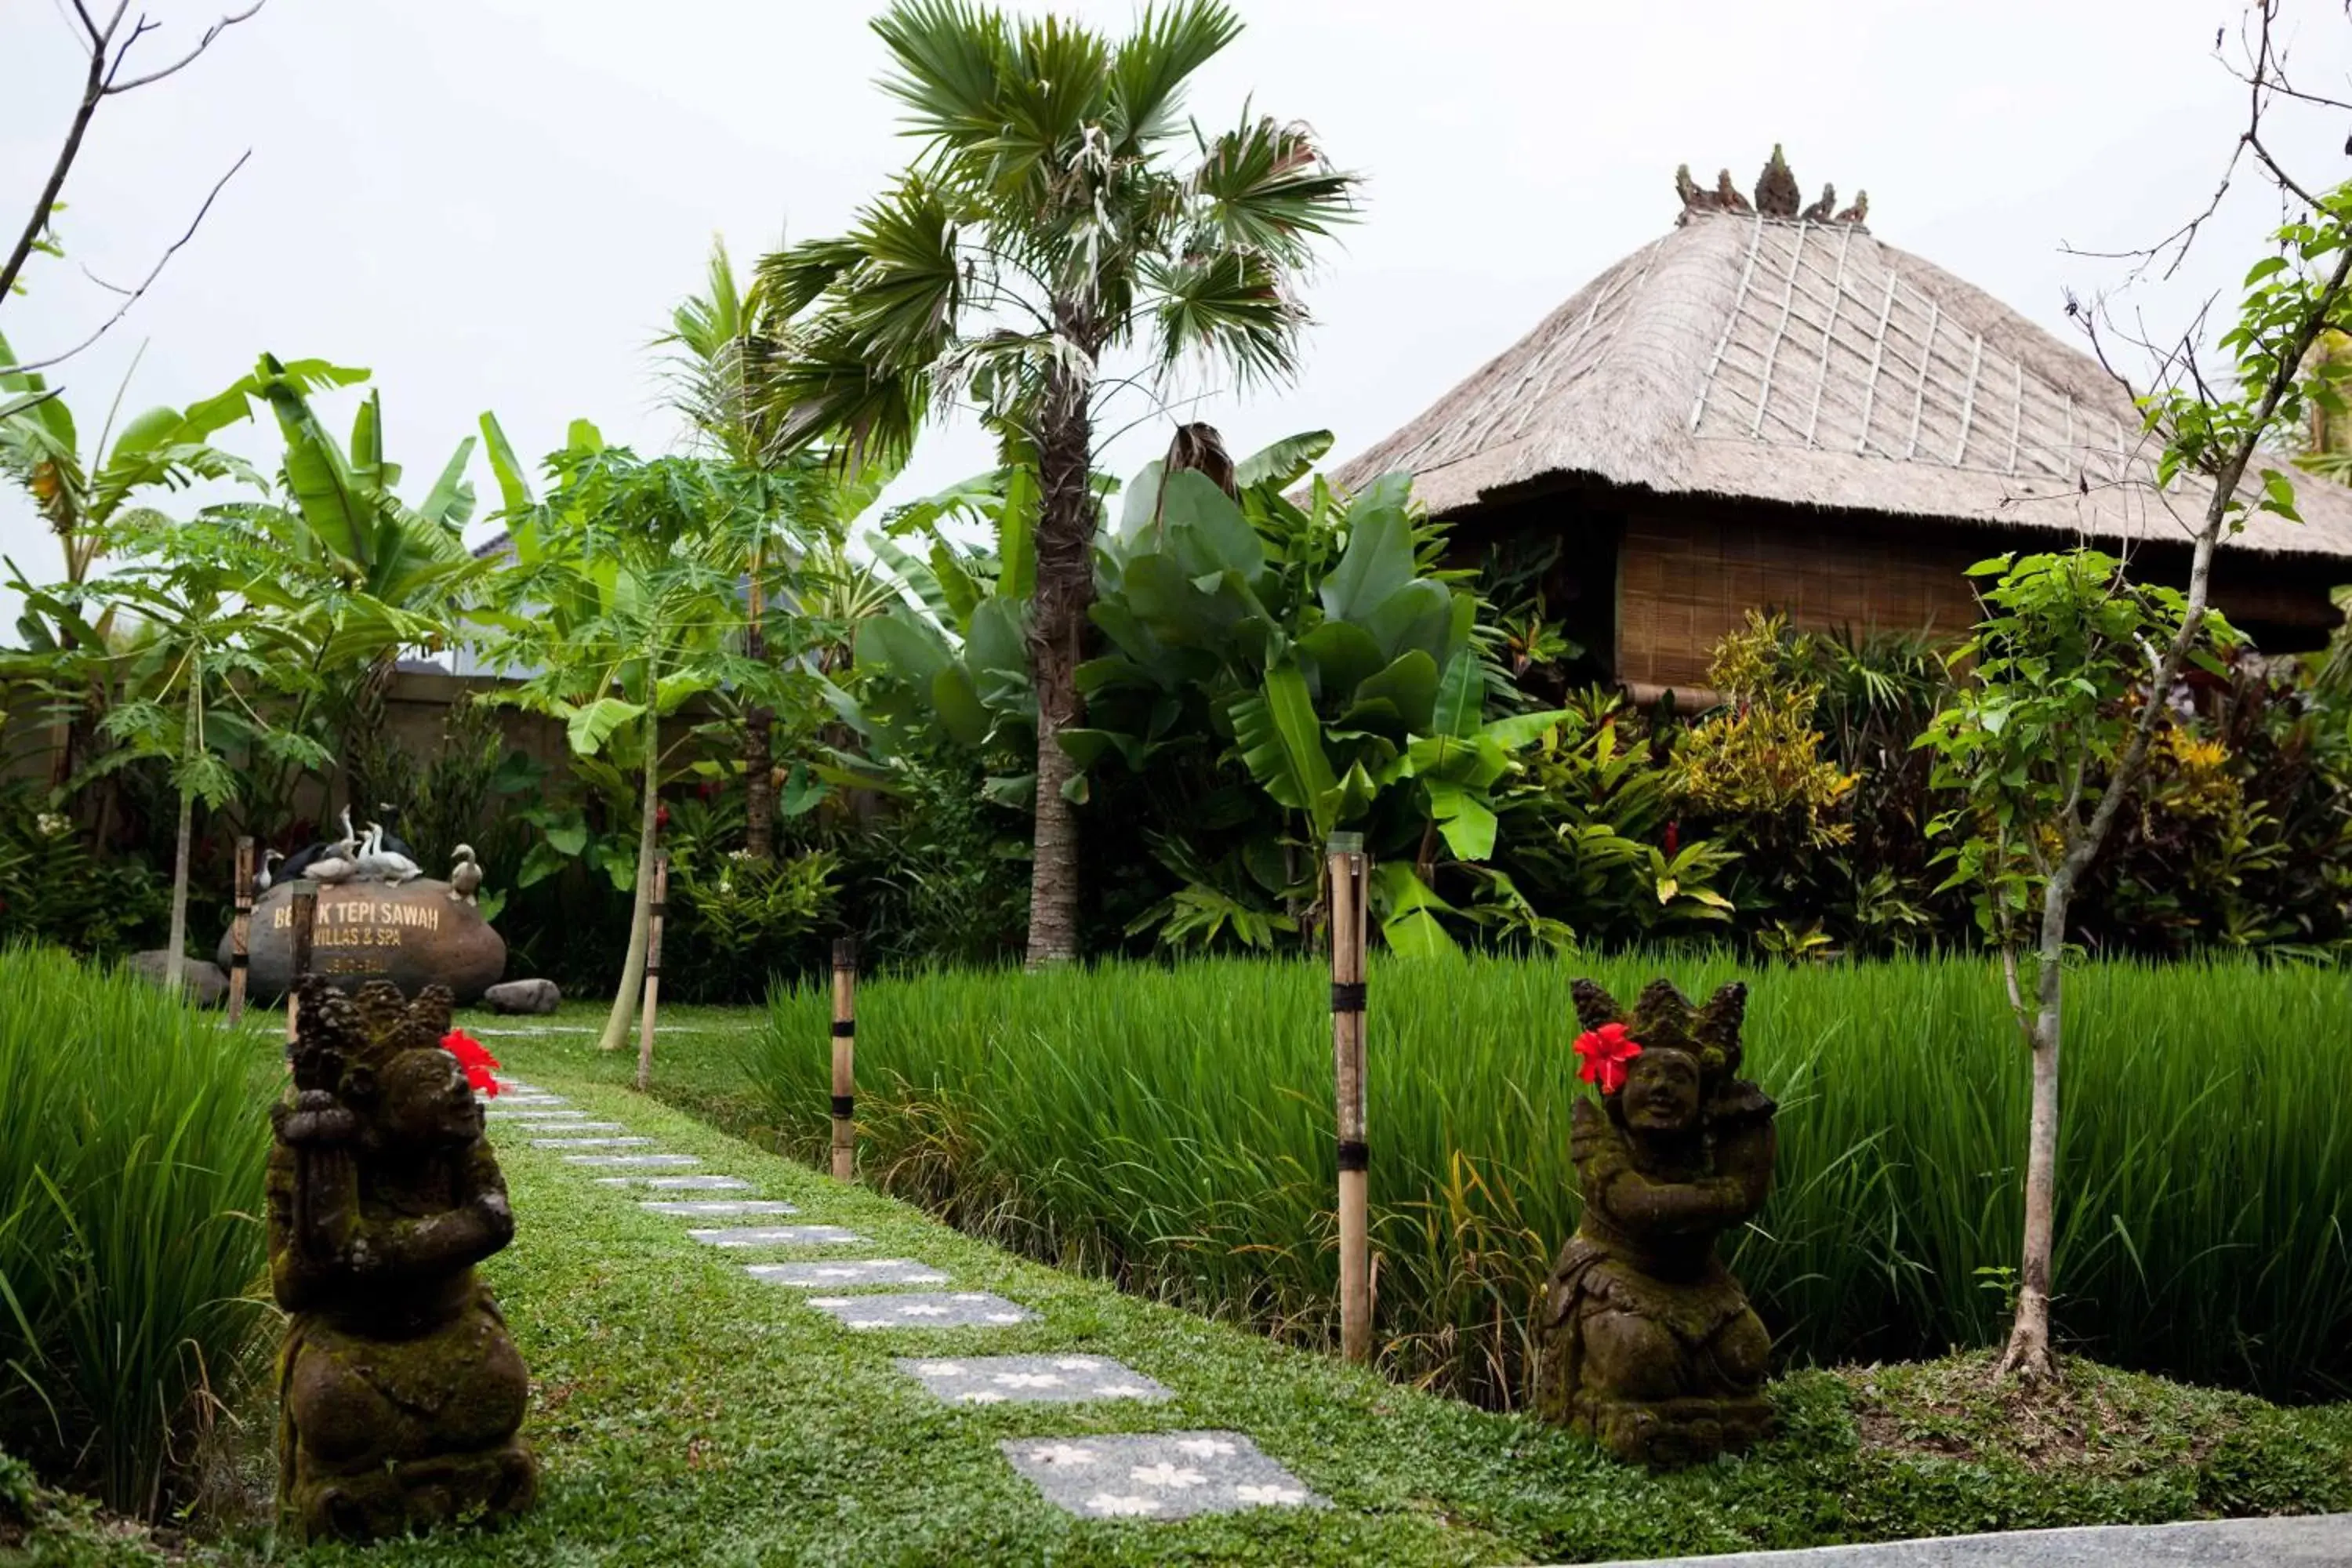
[1573,1512,2352,1567]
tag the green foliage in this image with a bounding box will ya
[666,846,837,1003]
[0,946,270,1519]
[742,953,2352,1410]
[0,800,165,960]
[1921,550,2234,946]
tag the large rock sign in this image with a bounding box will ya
[223,880,505,1004]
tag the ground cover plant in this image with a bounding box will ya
[125,1031,2339,1566]
[0,945,274,1519]
[722,954,2352,1411]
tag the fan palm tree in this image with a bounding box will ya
[754,0,1356,964]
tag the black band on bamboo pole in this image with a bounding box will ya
[1327,831,1372,1364]
[830,937,858,1181]
[636,855,669,1092]
[227,837,254,1026]
[286,880,318,1051]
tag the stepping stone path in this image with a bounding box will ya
[497,1065,1321,1529]
[898,1355,1169,1405]
[596,1174,752,1191]
[750,1258,946,1288]
[685,1225,862,1249]
[1001,1432,1321,1519]
[807,1291,1033,1330]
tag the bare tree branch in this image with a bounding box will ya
[1,2,264,321]
[105,2,263,94]
[9,149,250,376]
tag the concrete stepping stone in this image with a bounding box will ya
[641,1200,799,1218]
[593,1174,752,1191]
[566,1152,699,1168]
[807,1291,1033,1330]
[528,1136,651,1149]
[686,1225,862,1249]
[485,1109,587,1123]
[492,1096,568,1109]
[748,1259,946,1289]
[502,1120,626,1133]
[898,1355,1169,1405]
[1001,1432,1321,1519]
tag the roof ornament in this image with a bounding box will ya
[1676,147,1867,229]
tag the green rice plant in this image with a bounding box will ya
[0,943,274,1517]
[744,953,2352,1407]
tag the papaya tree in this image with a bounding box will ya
[474,418,822,1059]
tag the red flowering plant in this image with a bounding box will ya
[441,1028,503,1097]
[1573,1021,1644,1094]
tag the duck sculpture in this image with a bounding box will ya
[254,848,285,896]
[448,845,483,905]
[356,822,423,885]
[305,811,363,886]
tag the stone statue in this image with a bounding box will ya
[1539,978,1777,1467]
[268,978,536,1541]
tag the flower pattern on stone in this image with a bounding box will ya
[1029,1443,1098,1467]
[914,1361,965,1377]
[1234,1483,1308,1506]
[896,1303,949,1316]
[1129,1463,1207,1489]
[991,1372,1063,1388]
[1084,1494,1160,1517]
[1174,1438,1237,1458]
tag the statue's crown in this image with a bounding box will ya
[1571,977,1748,1080]
[289,977,457,1094]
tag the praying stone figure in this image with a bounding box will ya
[268,978,536,1541]
[1539,978,1777,1467]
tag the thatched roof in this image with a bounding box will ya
[1330,209,2352,558]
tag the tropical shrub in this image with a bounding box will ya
[0,945,272,1518]
[744,952,2352,1410]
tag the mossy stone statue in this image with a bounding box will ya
[1538,978,1777,1467]
[267,978,536,1541]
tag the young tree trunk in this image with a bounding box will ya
[1023,352,1095,968]
[163,675,199,996]
[1991,243,2352,1384]
[598,705,661,1054]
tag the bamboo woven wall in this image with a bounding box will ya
[1616,509,1986,688]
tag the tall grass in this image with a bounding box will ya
[0,944,274,1517]
[746,953,2352,1407]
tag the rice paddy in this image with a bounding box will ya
[742,953,2352,1408]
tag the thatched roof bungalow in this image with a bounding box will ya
[1330,154,2352,697]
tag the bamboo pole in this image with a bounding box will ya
[830,938,858,1181]
[1328,832,1371,1365]
[636,854,669,1092]
[286,880,317,1050]
[227,837,253,1026]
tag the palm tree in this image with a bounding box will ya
[754,0,1356,964]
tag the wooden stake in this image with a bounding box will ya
[227,837,253,1027]
[286,880,318,1050]
[1327,831,1372,1365]
[636,854,668,1092]
[830,938,858,1181]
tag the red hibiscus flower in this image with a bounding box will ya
[441,1027,503,1097]
[1573,1022,1644,1094]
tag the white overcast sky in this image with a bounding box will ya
[5,0,2349,628]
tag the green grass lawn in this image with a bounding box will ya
[120,1007,2346,1566]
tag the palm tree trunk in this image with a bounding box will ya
[1024,356,1095,967]
[598,704,661,1054]
[163,674,199,995]
[742,548,775,859]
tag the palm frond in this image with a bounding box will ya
[1145,249,1301,387]
[1186,112,1359,261]
[873,0,1012,144]
[1106,0,1241,153]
